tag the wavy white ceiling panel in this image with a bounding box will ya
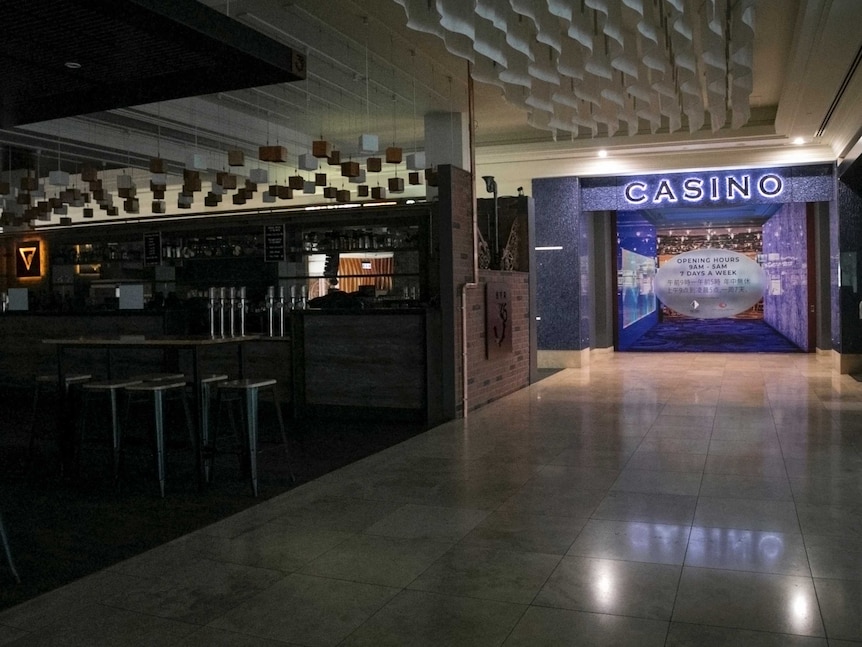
[393,0,755,138]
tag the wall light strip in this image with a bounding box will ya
[535,246,564,251]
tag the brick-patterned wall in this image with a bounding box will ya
[439,165,533,417]
[464,271,531,412]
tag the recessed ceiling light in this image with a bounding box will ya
[64,61,82,69]
[793,137,805,145]
[597,149,608,158]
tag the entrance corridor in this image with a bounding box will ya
[2,353,862,645]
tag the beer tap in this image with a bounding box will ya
[218,287,226,337]
[265,286,275,337]
[207,287,217,338]
[228,287,237,337]
[238,286,247,336]
[277,285,286,336]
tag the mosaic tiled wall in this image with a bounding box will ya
[836,181,862,353]
[532,176,587,351]
[762,202,809,350]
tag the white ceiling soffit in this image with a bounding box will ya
[393,0,756,139]
[774,0,862,157]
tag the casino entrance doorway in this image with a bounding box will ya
[615,203,816,353]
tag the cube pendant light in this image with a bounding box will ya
[406,152,426,170]
[49,170,69,186]
[385,147,403,164]
[312,140,331,158]
[259,146,287,163]
[186,153,207,170]
[298,153,319,171]
[341,161,360,178]
[358,134,379,154]
[249,168,269,184]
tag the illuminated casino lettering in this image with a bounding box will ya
[624,181,648,204]
[653,180,676,203]
[683,178,703,201]
[622,171,785,206]
[758,173,783,196]
[727,175,750,199]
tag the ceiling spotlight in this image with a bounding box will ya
[598,149,608,158]
[793,137,805,145]
[64,61,82,69]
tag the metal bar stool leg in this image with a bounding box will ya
[201,383,214,483]
[0,513,21,584]
[268,384,295,482]
[245,388,259,497]
[153,391,167,498]
[109,389,122,483]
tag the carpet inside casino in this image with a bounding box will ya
[624,318,802,353]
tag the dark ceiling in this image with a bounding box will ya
[641,204,782,232]
[1,0,306,129]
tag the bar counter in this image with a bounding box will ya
[0,307,441,424]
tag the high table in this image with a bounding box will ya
[42,334,259,481]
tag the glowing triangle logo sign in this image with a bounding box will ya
[15,241,40,277]
[18,246,37,271]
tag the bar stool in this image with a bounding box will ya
[30,373,91,456]
[0,512,20,584]
[124,379,196,497]
[215,378,294,496]
[198,374,228,482]
[124,373,186,417]
[128,373,186,382]
[79,378,143,481]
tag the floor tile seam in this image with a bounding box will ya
[391,521,568,598]
[673,564,828,640]
[90,599,205,630]
[359,527,464,545]
[666,618,824,642]
[679,555,813,579]
[666,424,712,626]
[331,585,534,647]
[526,597,678,624]
[402,577,554,609]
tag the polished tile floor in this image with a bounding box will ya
[2,352,862,646]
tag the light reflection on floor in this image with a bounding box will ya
[3,352,862,645]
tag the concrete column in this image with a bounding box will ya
[424,111,470,172]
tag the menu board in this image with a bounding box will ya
[264,224,285,262]
[143,232,161,266]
